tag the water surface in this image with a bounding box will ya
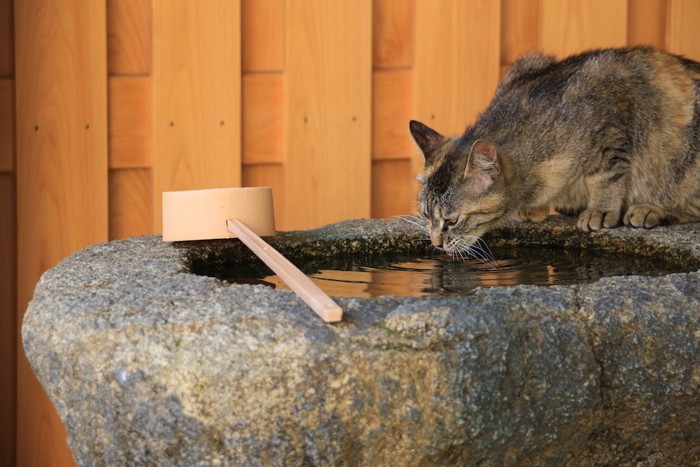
[223,245,687,298]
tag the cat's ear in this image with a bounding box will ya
[465,139,500,190]
[409,120,445,161]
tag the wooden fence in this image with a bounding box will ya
[1,0,698,464]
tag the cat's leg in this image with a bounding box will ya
[515,205,550,223]
[623,204,667,228]
[624,204,700,228]
[577,172,626,232]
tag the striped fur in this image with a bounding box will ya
[410,46,700,253]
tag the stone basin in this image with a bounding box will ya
[22,217,700,465]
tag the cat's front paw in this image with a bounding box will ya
[576,208,621,232]
[515,206,550,223]
[623,204,667,228]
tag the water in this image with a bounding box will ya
[223,245,687,298]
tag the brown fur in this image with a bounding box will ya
[410,46,700,253]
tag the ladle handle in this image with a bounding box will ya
[226,218,343,323]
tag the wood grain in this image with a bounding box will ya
[285,0,372,229]
[1,3,15,463]
[6,3,700,463]
[109,76,151,168]
[0,173,16,467]
[242,163,286,230]
[109,168,153,240]
[667,0,700,60]
[243,73,283,165]
[540,0,627,57]
[372,159,414,218]
[153,0,241,231]
[15,0,108,465]
[502,0,542,65]
[0,0,12,77]
[242,0,285,72]
[107,0,151,75]
[373,0,414,69]
[627,0,666,48]
[414,0,500,176]
[373,69,413,160]
[0,78,13,171]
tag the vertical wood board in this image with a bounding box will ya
[414,0,501,134]
[0,173,16,467]
[373,69,413,160]
[285,0,372,229]
[241,0,285,72]
[109,76,151,168]
[15,0,108,465]
[628,0,666,48]
[0,0,12,76]
[414,0,500,175]
[0,78,13,171]
[372,159,413,218]
[502,0,542,65]
[109,168,153,240]
[107,0,152,75]
[153,0,241,230]
[667,0,700,60]
[373,0,414,69]
[243,73,284,164]
[540,0,628,56]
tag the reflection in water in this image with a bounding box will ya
[223,245,687,298]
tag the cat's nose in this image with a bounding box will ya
[431,232,443,248]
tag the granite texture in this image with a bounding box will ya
[22,217,700,466]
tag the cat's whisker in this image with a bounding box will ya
[475,237,496,263]
[394,215,429,233]
[454,235,498,269]
[456,248,468,262]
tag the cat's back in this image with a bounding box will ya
[487,46,700,215]
[497,46,698,105]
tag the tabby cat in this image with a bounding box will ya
[410,46,700,254]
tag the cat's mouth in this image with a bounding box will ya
[438,231,496,265]
[395,215,496,265]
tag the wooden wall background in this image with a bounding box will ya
[0,0,698,464]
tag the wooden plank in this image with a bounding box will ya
[502,0,542,65]
[109,168,153,240]
[107,0,152,75]
[285,0,372,230]
[414,0,500,178]
[109,76,151,168]
[373,0,413,69]
[153,0,241,231]
[628,0,666,48]
[15,0,108,465]
[415,0,501,134]
[540,0,627,57]
[243,73,283,165]
[241,0,285,72]
[242,163,286,230]
[372,159,414,218]
[0,173,16,467]
[667,0,700,60]
[373,69,412,160]
[0,78,13,171]
[0,0,12,76]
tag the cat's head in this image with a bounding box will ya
[409,120,512,253]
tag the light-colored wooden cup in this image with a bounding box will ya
[162,187,342,323]
[162,187,275,241]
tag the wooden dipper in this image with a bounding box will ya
[162,187,342,323]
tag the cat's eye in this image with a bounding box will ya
[444,217,458,226]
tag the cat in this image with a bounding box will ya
[410,46,700,254]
